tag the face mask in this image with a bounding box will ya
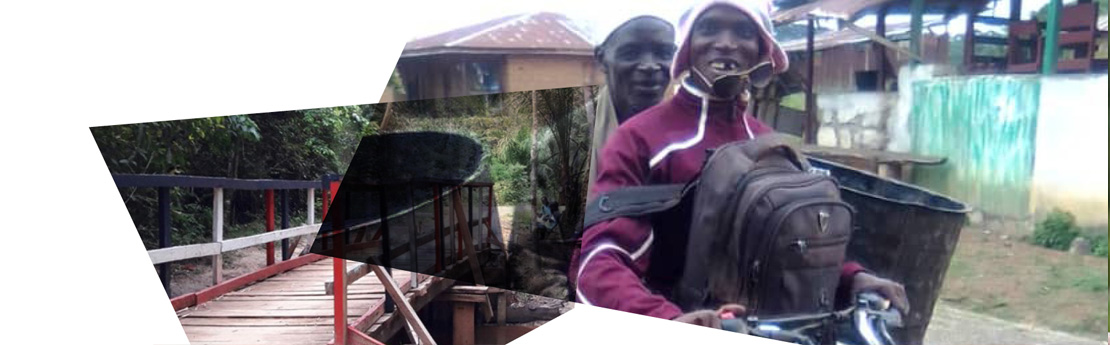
[692,61,774,99]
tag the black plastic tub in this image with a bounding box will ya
[809,157,971,345]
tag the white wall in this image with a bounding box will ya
[1031,74,1110,226]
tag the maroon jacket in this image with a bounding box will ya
[571,81,865,320]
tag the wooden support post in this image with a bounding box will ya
[804,15,817,145]
[281,189,290,261]
[368,263,436,345]
[434,185,443,272]
[333,258,348,345]
[875,6,888,91]
[307,188,316,225]
[1010,0,1023,21]
[212,188,224,285]
[909,0,925,64]
[158,187,171,297]
[379,187,394,314]
[451,189,485,286]
[496,293,507,326]
[468,186,474,253]
[265,189,275,266]
[453,302,475,345]
[486,186,493,250]
[408,187,419,289]
[964,6,977,69]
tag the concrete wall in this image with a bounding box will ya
[815,92,897,150]
[503,55,601,93]
[1030,75,1109,226]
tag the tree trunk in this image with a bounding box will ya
[379,102,395,132]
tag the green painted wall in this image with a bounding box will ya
[909,76,1041,217]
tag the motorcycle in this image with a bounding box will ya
[720,292,903,345]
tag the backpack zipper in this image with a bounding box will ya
[750,199,853,312]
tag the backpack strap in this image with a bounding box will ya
[582,182,695,230]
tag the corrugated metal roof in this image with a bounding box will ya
[773,0,893,24]
[778,19,943,52]
[402,12,594,57]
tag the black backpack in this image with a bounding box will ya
[583,134,855,317]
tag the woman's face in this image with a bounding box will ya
[688,5,763,92]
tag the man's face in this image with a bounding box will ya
[689,5,763,94]
[598,18,675,121]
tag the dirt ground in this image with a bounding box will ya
[934,224,1108,340]
[168,236,314,297]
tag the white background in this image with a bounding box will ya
[2,1,783,344]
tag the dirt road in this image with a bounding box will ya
[925,302,1105,345]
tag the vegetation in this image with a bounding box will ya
[92,106,380,249]
[1032,208,1082,251]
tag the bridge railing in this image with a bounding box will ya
[112,173,335,297]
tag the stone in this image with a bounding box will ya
[1070,237,1091,255]
[860,129,885,150]
[837,128,854,149]
[968,210,984,225]
[817,126,837,147]
[861,109,886,128]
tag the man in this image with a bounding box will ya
[571,0,908,329]
[587,15,676,201]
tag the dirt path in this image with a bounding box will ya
[925,302,1106,345]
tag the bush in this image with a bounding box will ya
[1032,209,1080,251]
[1090,234,1108,257]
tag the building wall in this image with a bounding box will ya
[1030,75,1109,226]
[503,55,601,93]
[908,75,1042,219]
[815,92,897,151]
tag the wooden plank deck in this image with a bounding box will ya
[177,258,425,345]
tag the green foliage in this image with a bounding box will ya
[1091,234,1108,257]
[1032,209,1081,251]
[491,128,533,204]
[92,105,377,249]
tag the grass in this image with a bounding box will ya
[939,226,1109,338]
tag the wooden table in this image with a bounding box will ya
[799,145,946,182]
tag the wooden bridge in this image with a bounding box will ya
[115,174,512,345]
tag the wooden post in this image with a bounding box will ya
[1042,0,1062,74]
[368,263,436,345]
[333,258,348,345]
[452,189,486,286]
[468,186,474,253]
[307,188,316,225]
[434,185,443,272]
[804,15,817,145]
[453,302,476,345]
[281,189,290,261]
[379,187,394,313]
[265,189,275,266]
[486,186,494,250]
[212,188,224,285]
[964,6,977,70]
[875,6,888,91]
[158,187,171,296]
[909,0,926,64]
[408,187,419,289]
[1010,0,1023,21]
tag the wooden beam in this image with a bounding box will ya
[369,262,468,340]
[348,326,388,345]
[437,293,489,303]
[148,243,222,265]
[221,224,321,252]
[368,263,436,345]
[496,293,507,326]
[212,188,224,285]
[453,302,476,345]
[839,19,923,62]
[450,190,484,286]
[170,293,197,311]
[266,189,275,266]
